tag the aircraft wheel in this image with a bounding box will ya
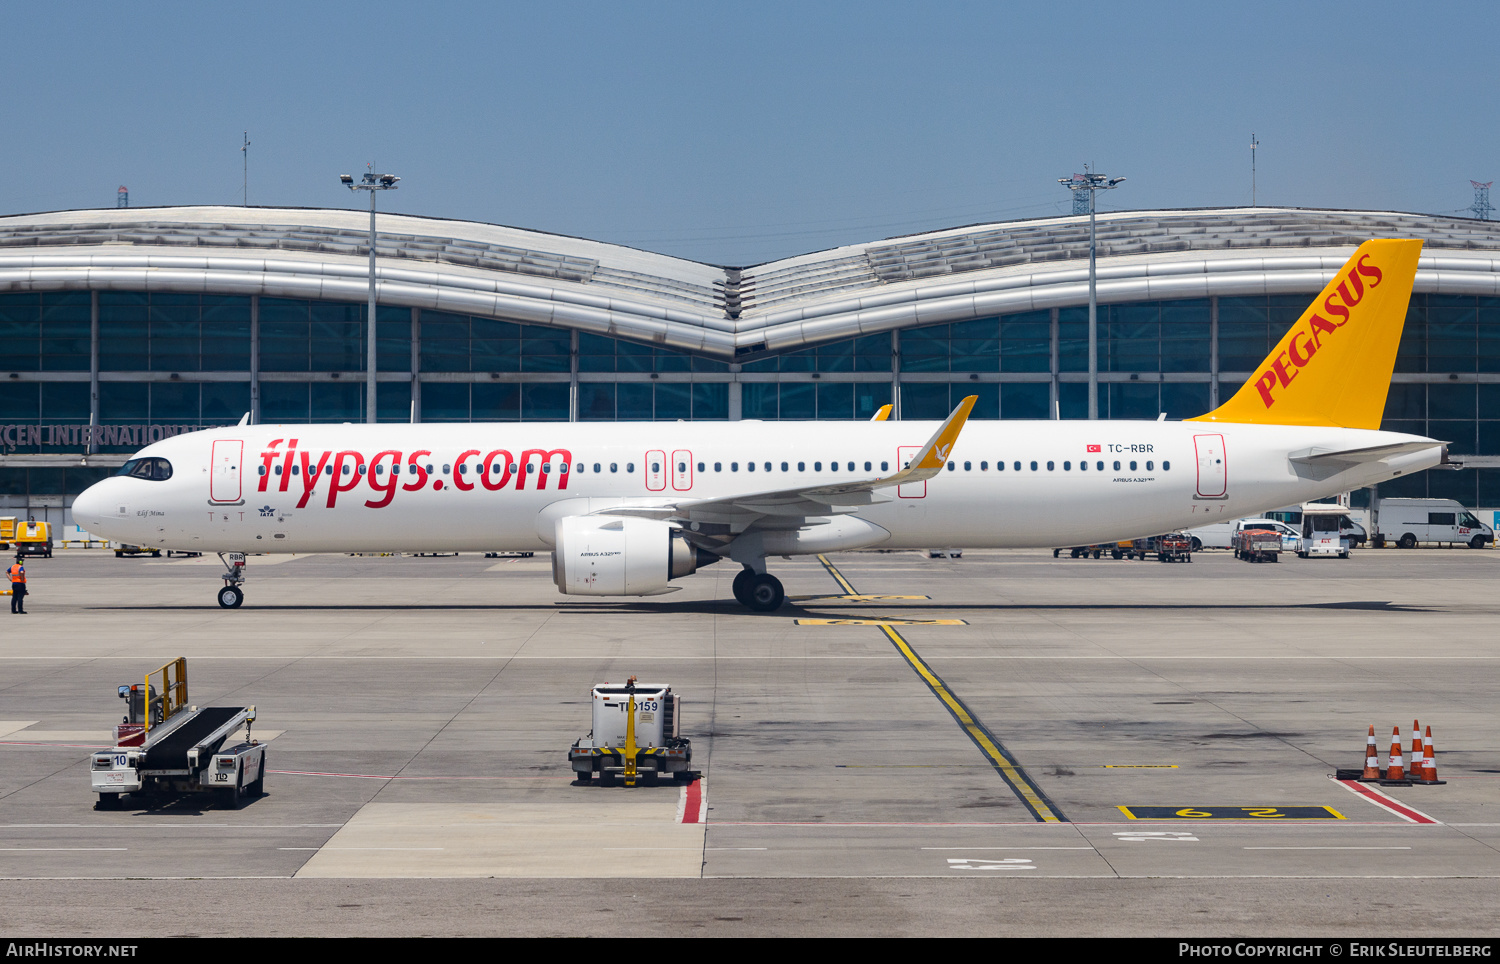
[731,569,755,605]
[217,585,244,609]
[1397,534,1417,550]
[744,573,785,612]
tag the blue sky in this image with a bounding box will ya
[2,1,1493,265]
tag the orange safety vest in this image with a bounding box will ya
[8,564,24,585]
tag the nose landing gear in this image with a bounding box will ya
[216,552,246,608]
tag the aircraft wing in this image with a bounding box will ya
[1288,439,1443,466]
[601,396,976,531]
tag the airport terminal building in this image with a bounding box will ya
[1,204,1498,527]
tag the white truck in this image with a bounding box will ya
[569,679,694,786]
[1297,505,1354,558]
[1374,498,1493,549]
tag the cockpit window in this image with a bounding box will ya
[115,458,173,481]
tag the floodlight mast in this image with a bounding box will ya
[1057,166,1125,420]
[342,170,400,423]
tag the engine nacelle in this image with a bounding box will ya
[552,516,715,596]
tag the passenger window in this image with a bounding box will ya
[696,462,704,472]
[593,463,601,473]
[864,462,872,471]
[1063,461,1071,470]
[1079,461,1087,471]
[1097,461,1103,471]
[767,462,773,472]
[1029,461,1037,471]
[1113,461,1120,470]
[947,462,954,471]
[798,461,805,471]
[748,462,755,472]
[651,462,660,473]
[1014,462,1022,471]
[1162,461,1170,471]
[1047,461,1054,471]
[610,463,618,473]
[964,461,971,471]
[980,461,988,470]
[731,462,738,471]
[714,462,721,472]
[257,465,266,475]
[881,462,888,471]
[1146,461,1153,471]
[815,462,822,471]
[626,463,635,473]
[1129,461,1137,471]
[781,462,788,472]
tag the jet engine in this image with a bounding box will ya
[552,516,717,596]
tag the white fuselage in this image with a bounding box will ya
[73,420,1443,555]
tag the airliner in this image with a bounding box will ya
[72,239,1443,611]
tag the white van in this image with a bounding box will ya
[1186,518,1300,552]
[1375,498,1493,549]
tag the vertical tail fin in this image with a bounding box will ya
[1189,239,1422,429]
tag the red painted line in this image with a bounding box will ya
[270,769,565,782]
[1337,779,1439,824]
[680,779,703,824]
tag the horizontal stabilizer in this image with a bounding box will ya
[1288,440,1443,466]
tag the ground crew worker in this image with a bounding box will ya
[8,555,26,614]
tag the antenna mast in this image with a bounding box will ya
[242,132,250,206]
[1250,133,1259,206]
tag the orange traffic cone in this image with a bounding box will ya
[1384,726,1406,782]
[1362,725,1381,781]
[1417,726,1446,785]
[1410,720,1423,778]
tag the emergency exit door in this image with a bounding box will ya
[210,440,244,504]
[1193,434,1227,499]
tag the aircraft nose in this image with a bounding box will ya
[71,480,109,532]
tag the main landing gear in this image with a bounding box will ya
[216,551,246,608]
[731,567,785,612]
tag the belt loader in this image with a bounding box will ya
[569,677,695,786]
[89,658,266,810]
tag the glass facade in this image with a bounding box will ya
[1,290,1498,507]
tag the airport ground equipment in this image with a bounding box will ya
[1153,532,1193,563]
[114,543,161,557]
[2,519,53,557]
[1234,528,1281,563]
[90,657,265,809]
[569,677,694,787]
[1298,506,1353,558]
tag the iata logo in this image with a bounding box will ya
[255,439,572,509]
[1253,254,1384,409]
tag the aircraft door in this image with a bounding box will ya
[210,440,244,504]
[671,450,693,491]
[1193,434,1227,499]
[645,450,667,492]
[897,446,925,498]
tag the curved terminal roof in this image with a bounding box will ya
[3,205,1500,359]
